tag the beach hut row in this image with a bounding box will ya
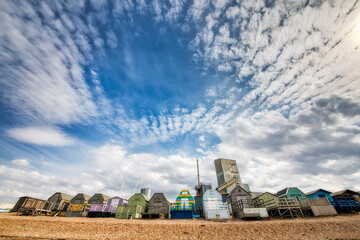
[12,187,360,220]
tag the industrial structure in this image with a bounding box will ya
[194,159,212,217]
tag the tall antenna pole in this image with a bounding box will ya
[197,159,200,187]
[132,177,141,195]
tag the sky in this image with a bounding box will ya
[0,0,360,203]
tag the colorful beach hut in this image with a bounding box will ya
[306,189,335,205]
[170,190,195,219]
[202,189,229,220]
[276,187,306,201]
[65,193,91,217]
[253,192,279,209]
[88,193,110,217]
[103,196,128,217]
[115,193,149,219]
[331,189,360,212]
[144,193,170,219]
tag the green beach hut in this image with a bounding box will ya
[116,193,149,219]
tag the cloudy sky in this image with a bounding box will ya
[0,0,360,203]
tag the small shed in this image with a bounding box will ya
[16,197,49,216]
[88,193,111,217]
[144,193,170,219]
[331,189,360,212]
[226,185,268,219]
[103,196,128,217]
[116,193,149,219]
[46,192,74,216]
[170,190,195,219]
[202,189,229,220]
[276,187,306,201]
[65,193,91,217]
[306,189,335,205]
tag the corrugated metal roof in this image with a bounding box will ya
[305,188,332,196]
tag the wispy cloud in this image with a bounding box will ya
[7,126,76,147]
[11,159,31,168]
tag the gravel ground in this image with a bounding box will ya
[1,212,360,239]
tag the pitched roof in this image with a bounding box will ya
[253,192,277,200]
[276,188,288,196]
[60,193,75,201]
[331,189,359,197]
[306,188,332,196]
[276,187,305,197]
[150,193,170,203]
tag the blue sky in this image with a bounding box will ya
[1,0,360,203]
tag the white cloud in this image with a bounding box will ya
[7,126,75,147]
[0,1,103,125]
[11,159,30,168]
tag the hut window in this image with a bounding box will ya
[318,194,325,197]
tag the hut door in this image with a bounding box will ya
[181,198,189,210]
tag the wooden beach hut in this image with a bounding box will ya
[170,190,195,219]
[306,189,335,205]
[116,193,149,219]
[253,192,279,209]
[16,197,49,216]
[88,193,111,217]
[65,193,91,217]
[103,196,128,217]
[331,189,360,212]
[202,189,229,220]
[12,196,31,212]
[45,192,74,216]
[226,185,268,219]
[143,193,170,219]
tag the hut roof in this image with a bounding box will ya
[48,192,74,202]
[59,193,74,201]
[150,193,169,203]
[89,193,111,203]
[71,193,92,203]
[227,185,250,198]
[276,187,304,197]
[306,189,332,196]
[331,189,359,197]
[253,191,277,200]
